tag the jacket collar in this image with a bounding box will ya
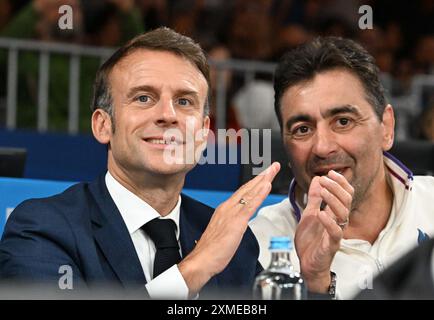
[179,193,219,289]
[87,175,218,289]
[88,174,147,288]
[383,151,414,190]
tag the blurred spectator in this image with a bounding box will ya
[376,49,394,74]
[268,0,320,32]
[136,0,169,31]
[269,0,295,27]
[318,0,359,28]
[169,0,233,47]
[275,24,312,59]
[0,0,13,31]
[207,44,240,132]
[300,0,322,29]
[232,80,280,132]
[0,0,144,131]
[357,26,385,58]
[383,22,403,54]
[82,0,144,46]
[227,0,275,61]
[0,0,434,136]
[0,0,89,131]
[393,58,415,96]
[0,0,28,32]
[317,16,355,38]
[311,0,359,38]
[1,0,84,41]
[414,35,434,74]
[419,103,434,141]
[168,0,200,38]
[413,0,434,35]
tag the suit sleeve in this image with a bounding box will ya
[255,260,264,276]
[0,199,86,294]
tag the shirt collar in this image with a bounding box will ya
[105,171,182,239]
[288,151,414,222]
[383,151,414,190]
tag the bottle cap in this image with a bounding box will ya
[269,236,292,250]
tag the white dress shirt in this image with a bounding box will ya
[105,172,189,299]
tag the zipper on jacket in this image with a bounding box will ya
[375,258,384,272]
[341,244,385,272]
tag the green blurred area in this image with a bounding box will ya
[0,2,144,133]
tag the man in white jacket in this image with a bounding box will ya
[250,36,434,299]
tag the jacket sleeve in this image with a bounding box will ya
[0,199,86,295]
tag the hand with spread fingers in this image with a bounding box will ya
[179,162,281,295]
[295,170,354,293]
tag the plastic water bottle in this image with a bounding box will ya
[253,236,307,300]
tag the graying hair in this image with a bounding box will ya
[91,27,211,132]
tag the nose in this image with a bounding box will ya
[311,125,339,158]
[155,98,178,127]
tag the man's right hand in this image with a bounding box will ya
[178,162,281,295]
[295,170,353,293]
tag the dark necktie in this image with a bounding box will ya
[142,218,182,278]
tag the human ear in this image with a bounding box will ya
[202,115,210,140]
[91,109,113,144]
[381,104,395,151]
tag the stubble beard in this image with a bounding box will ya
[348,165,379,215]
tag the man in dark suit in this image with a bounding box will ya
[0,27,281,299]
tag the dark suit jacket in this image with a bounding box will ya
[0,174,262,298]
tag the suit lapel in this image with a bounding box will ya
[179,205,200,258]
[179,194,219,290]
[89,175,146,288]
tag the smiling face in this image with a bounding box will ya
[92,49,209,180]
[280,68,394,209]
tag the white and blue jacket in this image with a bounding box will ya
[250,152,434,299]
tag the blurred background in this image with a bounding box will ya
[0,0,433,194]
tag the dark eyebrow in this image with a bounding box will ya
[322,105,363,118]
[175,90,200,100]
[126,86,200,101]
[126,85,157,100]
[285,105,363,131]
[285,114,315,131]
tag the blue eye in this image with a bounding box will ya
[178,98,191,106]
[137,95,149,103]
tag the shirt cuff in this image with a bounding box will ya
[145,265,189,299]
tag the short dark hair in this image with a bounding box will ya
[274,36,387,128]
[91,27,210,122]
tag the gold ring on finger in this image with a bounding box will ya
[239,198,247,205]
